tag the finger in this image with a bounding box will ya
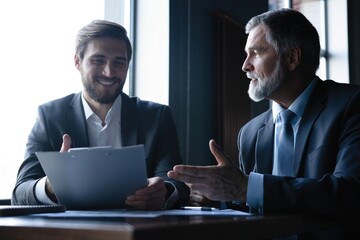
[189,191,205,203]
[60,134,72,152]
[134,184,167,196]
[167,170,208,184]
[134,177,166,195]
[209,139,232,166]
[171,165,216,177]
[188,198,202,206]
[126,199,164,210]
[189,192,211,206]
[127,190,164,201]
[167,170,176,179]
[126,195,165,210]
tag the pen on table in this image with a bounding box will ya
[180,206,218,211]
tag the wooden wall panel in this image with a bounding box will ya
[216,13,252,164]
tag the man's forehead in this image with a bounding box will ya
[245,24,269,49]
[84,38,128,59]
[87,37,126,49]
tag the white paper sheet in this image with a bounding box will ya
[32,208,251,218]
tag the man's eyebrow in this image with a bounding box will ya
[90,54,127,61]
[245,45,268,52]
[89,54,106,58]
[115,56,128,61]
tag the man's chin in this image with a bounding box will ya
[248,88,265,102]
[248,95,264,102]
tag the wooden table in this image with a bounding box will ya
[0,212,338,240]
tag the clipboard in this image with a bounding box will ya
[36,145,148,210]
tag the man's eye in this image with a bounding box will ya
[253,50,260,56]
[114,61,126,66]
[91,59,105,65]
[115,60,126,64]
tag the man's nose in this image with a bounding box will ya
[242,57,254,72]
[102,62,116,77]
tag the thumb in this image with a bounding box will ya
[60,134,72,152]
[209,139,232,166]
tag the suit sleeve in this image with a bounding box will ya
[11,106,62,205]
[147,105,189,207]
[11,103,62,205]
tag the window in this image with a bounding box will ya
[269,0,349,83]
[0,0,131,199]
[105,0,132,94]
[133,0,169,105]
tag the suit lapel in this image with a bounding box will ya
[67,93,89,147]
[293,79,327,176]
[120,93,138,146]
[255,113,274,174]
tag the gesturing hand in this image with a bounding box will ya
[125,176,167,210]
[168,139,248,202]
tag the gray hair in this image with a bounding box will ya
[75,19,132,62]
[245,8,320,76]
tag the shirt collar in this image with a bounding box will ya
[272,77,317,122]
[81,92,122,121]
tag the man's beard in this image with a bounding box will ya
[82,75,123,104]
[247,60,286,102]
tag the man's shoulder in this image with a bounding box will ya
[314,80,360,107]
[39,93,80,110]
[125,94,169,111]
[320,79,360,94]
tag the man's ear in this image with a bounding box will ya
[287,47,301,71]
[74,54,81,70]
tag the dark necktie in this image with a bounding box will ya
[277,110,295,176]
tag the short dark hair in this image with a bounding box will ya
[246,8,320,76]
[75,19,132,62]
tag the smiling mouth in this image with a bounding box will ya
[97,78,117,86]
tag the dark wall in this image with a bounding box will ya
[169,0,268,165]
[348,0,360,85]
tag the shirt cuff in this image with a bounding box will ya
[35,177,57,205]
[246,172,264,212]
[163,181,179,209]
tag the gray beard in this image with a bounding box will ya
[247,60,285,102]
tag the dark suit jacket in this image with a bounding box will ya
[238,78,360,239]
[12,92,189,207]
